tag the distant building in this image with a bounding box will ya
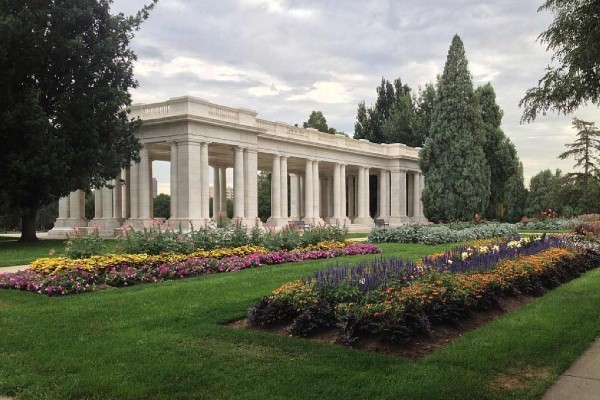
[152,178,158,198]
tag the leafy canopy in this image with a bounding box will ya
[0,0,156,239]
[521,0,600,122]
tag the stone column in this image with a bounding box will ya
[233,146,245,219]
[354,167,373,225]
[340,164,350,225]
[267,154,281,226]
[170,140,202,231]
[244,148,258,225]
[379,169,389,220]
[280,156,288,220]
[113,173,123,222]
[129,162,139,220]
[219,167,227,215]
[326,177,333,220]
[53,196,71,228]
[138,146,151,223]
[348,176,355,220]
[124,169,131,220]
[170,141,179,220]
[213,167,221,217]
[102,185,113,222]
[312,160,323,225]
[389,169,408,225]
[303,159,314,223]
[68,190,87,227]
[299,175,304,218]
[332,163,342,223]
[200,142,210,222]
[289,174,299,219]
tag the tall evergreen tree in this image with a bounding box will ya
[476,83,518,219]
[558,118,600,213]
[504,161,528,222]
[419,35,491,222]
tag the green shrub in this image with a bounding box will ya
[369,222,518,245]
[64,228,106,258]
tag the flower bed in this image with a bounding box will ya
[247,237,600,342]
[0,242,380,296]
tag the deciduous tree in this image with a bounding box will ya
[0,0,156,241]
[521,0,600,122]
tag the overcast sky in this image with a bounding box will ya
[112,0,600,193]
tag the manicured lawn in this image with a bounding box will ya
[0,238,118,267]
[0,242,599,399]
[344,232,369,239]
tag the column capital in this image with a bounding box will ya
[244,147,258,155]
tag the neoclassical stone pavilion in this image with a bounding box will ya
[50,96,426,237]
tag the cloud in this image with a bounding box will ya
[110,0,600,188]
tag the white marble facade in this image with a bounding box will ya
[49,96,426,237]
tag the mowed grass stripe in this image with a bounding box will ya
[0,242,598,399]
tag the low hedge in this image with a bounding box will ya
[368,222,518,245]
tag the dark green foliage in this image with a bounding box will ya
[419,35,491,222]
[558,118,600,213]
[521,0,600,122]
[303,111,338,134]
[257,172,271,222]
[476,83,519,220]
[153,193,170,219]
[289,303,336,336]
[247,297,299,327]
[525,169,563,216]
[505,162,528,222]
[354,77,432,147]
[0,0,156,241]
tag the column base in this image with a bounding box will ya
[303,217,324,227]
[47,227,77,238]
[387,216,412,226]
[166,218,211,232]
[410,216,430,224]
[328,217,351,227]
[266,217,291,228]
[352,217,375,226]
[89,218,124,230]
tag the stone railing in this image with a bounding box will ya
[131,96,420,159]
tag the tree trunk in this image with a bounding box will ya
[19,207,38,242]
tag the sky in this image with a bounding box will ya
[112,0,600,194]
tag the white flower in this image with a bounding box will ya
[461,252,469,261]
[492,245,500,253]
[359,278,366,285]
[447,260,453,265]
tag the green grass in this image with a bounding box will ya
[1,243,599,399]
[344,232,369,239]
[0,238,117,267]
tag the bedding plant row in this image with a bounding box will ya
[248,235,600,344]
[0,241,380,296]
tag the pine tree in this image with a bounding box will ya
[558,118,600,213]
[476,83,518,219]
[504,161,528,222]
[419,35,491,222]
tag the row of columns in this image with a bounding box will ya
[52,144,426,235]
[265,158,424,227]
